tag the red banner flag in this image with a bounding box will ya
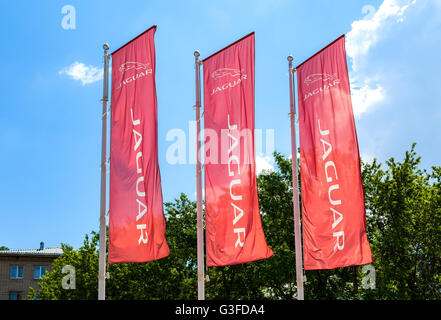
[203,33,273,266]
[109,26,169,263]
[297,35,372,270]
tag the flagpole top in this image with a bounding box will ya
[194,50,200,57]
[287,55,294,62]
[103,43,110,51]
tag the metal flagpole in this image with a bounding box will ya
[194,50,205,300]
[288,55,304,300]
[98,43,110,300]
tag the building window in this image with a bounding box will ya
[34,266,47,279]
[9,292,19,300]
[10,265,23,279]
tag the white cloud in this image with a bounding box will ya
[59,62,103,85]
[350,77,385,117]
[346,0,416,71]
[193,189,205,200]
[287,152,300,160]
[360,152,376,164]
[256,153,274,175]
[346,0,416,117]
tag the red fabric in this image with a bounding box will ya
[109,27,169,264]
[203,33,273,266]
[297,35,372,270]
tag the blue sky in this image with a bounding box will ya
[0,0,440,250]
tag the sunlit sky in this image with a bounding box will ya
[1,0,440,250]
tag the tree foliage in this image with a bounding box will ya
[29,144,441,300]
[361,143,441,299]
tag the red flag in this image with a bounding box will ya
[109,26,169,263]
[297,35,372,270]
[203,33,274,266]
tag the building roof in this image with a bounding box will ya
[0,247,63,257]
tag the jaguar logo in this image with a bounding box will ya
[119,62,150,73]
[210,68,248,96]
[116,61,153,89]
[304,73,337,86]
[212,68,244,80]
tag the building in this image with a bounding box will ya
[0,242,63,300]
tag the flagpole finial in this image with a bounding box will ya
[287,55,294,62]
[194,50,200,57]
[103,43,110,51]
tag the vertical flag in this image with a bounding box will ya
[296,35,372,270]
[109,26,169,263]
[203,33,274,266]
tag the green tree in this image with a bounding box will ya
[30,144,441,300]
[29,194,198,300]
[205,152,297,299]
[28,233,99,299]
[257,152,358,300]
[361,143,441,299]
